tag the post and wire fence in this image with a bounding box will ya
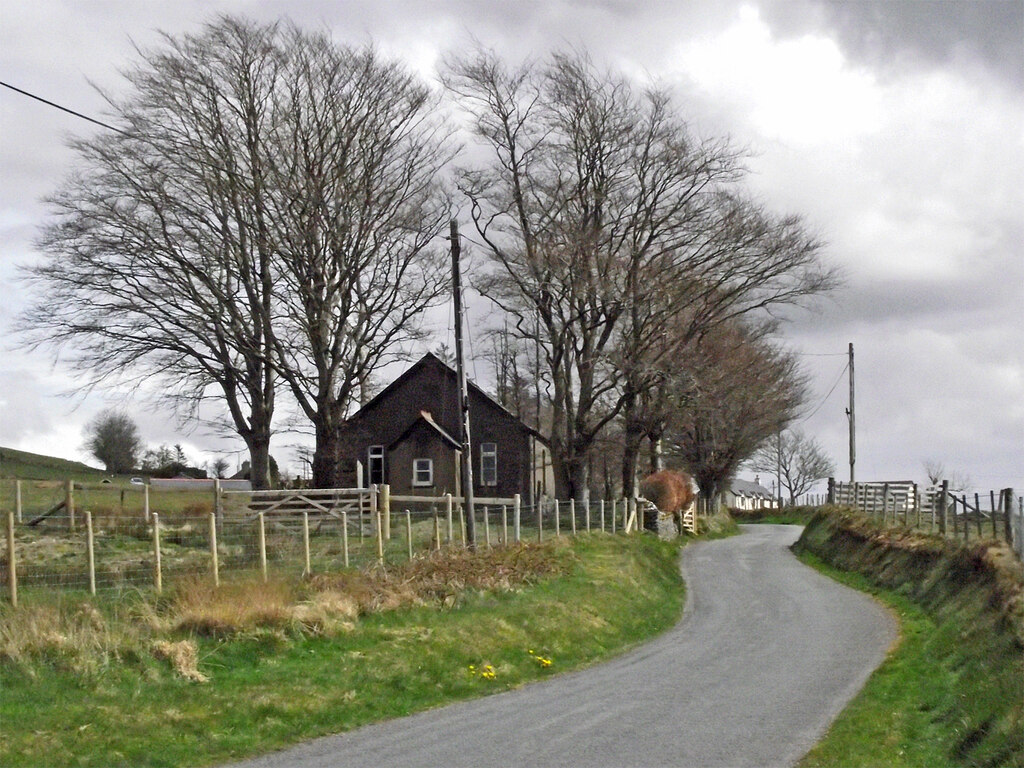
[825,478,1023,560]
[1,479,659,605]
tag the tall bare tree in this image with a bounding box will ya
[443,50,740,500]
[667,321,809,507]
[749,428,835,505]
[262,35,454,487]
[24,18,284,487]
[22,18,454,488]
[444,49,836,501]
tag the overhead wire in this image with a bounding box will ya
[1,80,129,135]
[801,361,849,422]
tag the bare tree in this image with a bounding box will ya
[444,49,836,501]
[84,410,143,474]
[614,194,836,496]
[443,49,740,500]
[210,457,230,479]
[264,36,454,486]
[666,321,809,508]
[923,459,973,492]
[749,428,835,505]
[22,18,454,489]
[23,18,288,488]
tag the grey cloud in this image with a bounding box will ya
[763,0,1024,87]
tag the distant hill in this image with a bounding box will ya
[0,446,108,481]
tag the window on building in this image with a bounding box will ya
[480,442,497,486]
[368,445,384,486]
[412,458,433,487]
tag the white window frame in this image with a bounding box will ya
[368,445,385,486]
[480,442,498,486]
[412,458,433,487]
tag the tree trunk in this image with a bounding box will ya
[247,435,272,491]
[649,433,664,473]
[621,429,643,500]
[311,417,343,488]
[569,455,590,506]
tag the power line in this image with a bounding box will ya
[802,361,849,421]
[1,80,129,136]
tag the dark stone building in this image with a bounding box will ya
[336,353,544,498]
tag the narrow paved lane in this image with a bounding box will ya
[227,525,896,768]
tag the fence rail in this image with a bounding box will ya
[827,478,1023,560]
[1,480,682,605]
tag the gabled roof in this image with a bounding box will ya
[349,352,545,440]
[389,410,461,451]
[731,479,774,497]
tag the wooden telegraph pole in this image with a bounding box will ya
[451,219,476,547]
[846,342,856,482]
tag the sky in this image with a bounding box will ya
[1,0,1021,493]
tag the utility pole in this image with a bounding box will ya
[451,219,475,547]
[846,342,855,482]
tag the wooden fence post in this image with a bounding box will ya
[258,512,268,582]
[459,503,466,546]
[359,489,366,541]
[958,495,966,544]
[6,510,17,607]
[15,480,22,524]
[827,477,835,505]
[990,491,998,538]
[1003,489,1014,544]
[611,499,617,534]
[600,499,605,532]
[554,500,561,537]
[446,493,454,543]
[302,511,311,576]
[209,512,220,587]
[406,510,413,560]
[152,513,162,594]
[143,483,150,522]
[375,502,385,565]
[342,510,350,566]
[513,494,521,543]
[213,478,222,530]
[65,478,75,531]
[882,483,890,525]
[538,499,544,543]
[975,493,983,538]
[432,508,441,551]
[483,506,491,548]
[570,499,577,535]
[501,505,508,546]
[381,484,391,541]
[938,480,949,534]
[86,510,96,596]
[585,499,591,532]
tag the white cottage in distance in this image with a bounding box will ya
[723,477,777,510]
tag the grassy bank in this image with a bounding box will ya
[794,509,1024,768]
[0,533,684,767]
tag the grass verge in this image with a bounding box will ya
[0,533,684,767]
[794,510,1024,768]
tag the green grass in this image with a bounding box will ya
[0,446,108,482]
[795,513,1024,768]
[0,534,685,767]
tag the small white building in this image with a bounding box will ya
[724,478,777,510]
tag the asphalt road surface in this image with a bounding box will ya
[227,525,896,768]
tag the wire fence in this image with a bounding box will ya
[825,478,1023,560]
[1,480,661,605]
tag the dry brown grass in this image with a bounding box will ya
[151,639,207,682]
[0,600,141,677]
[1,541,570,682]
[309,540,572,612]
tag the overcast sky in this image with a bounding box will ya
[1,0,1021,492]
